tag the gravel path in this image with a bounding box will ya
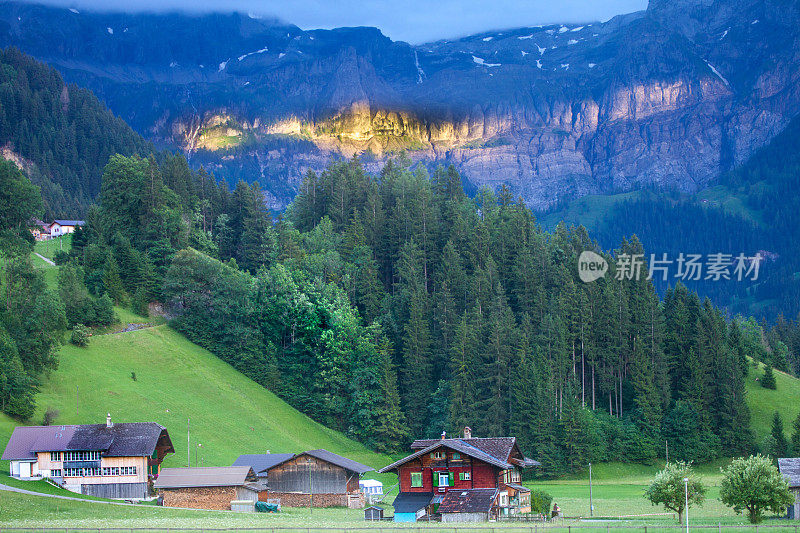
[34,252,56,266]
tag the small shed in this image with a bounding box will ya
[154,466,265,511]
[392,491,433,522]
[364,505,384,520]
[438,488,499,523]
[778,458,800,519]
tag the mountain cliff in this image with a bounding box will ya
[1,0,798,209]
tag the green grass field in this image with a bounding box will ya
[744,360,800,441]
[539,192,641,232]
[0,325,391,475]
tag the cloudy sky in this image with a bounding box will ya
[26,0,648,43]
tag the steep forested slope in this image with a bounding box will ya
[0,47,150,217]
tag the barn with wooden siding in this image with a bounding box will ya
[250,449,373,508]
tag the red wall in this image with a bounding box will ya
[398,462,498,493]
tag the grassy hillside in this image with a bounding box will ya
[0,323,392,476]
[745,360,800,442]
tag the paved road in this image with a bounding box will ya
[34,252,56,266]
[0,483,137,505]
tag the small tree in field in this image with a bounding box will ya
[644,461,706,524]
[719,454,794,523]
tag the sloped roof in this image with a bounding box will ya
[379,439,513,473]
[778,458,800,488]
[154,466,258,489]
[253,449,373,475]
[407,436,540,469]
[52,220,85,226]
[303,449,373,474]
[2,423,173,460]
[438,488,498,514]
[233,454,294,477]
[392,491,433,513]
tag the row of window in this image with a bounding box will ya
[51,451,101,462]
[430,451,463,460]
[410,470,472,488]
[57,466,137,478]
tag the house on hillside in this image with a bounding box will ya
[233,449,373,508]
[30,219,51,241]
[49,219,85,238]
[154,466,265,511]
[1,414,174,499]
[378,427,539,522]
[778,458,800,519]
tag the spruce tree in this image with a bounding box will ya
[770,411,789,458]
[791,411,800,456]
[761,364,777,389]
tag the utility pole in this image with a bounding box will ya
[684,477,689,533]
[589,462,594,517]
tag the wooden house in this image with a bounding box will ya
[154,466,265,511]
[379,427,539,522]
[778,458,800,519]
[1,414,174,499]
[235,449,373,508]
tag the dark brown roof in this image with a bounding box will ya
[409,437,540,469]
[778,458,800,488]
[154,466,258,489]
[2,423,173,460]
[438,488,498,514]
[254,449,373,475]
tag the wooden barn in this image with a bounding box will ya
[245,449,373,508]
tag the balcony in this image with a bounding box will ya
[63,460,101,469]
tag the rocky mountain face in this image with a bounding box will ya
[1,0,798,209]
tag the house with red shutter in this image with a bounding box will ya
[378,427,539,522]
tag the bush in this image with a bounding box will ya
[42,407,59,426]
[70,324,90,347]
[53,250,71,265]
[530,489,553,516]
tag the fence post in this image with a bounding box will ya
[644,526,647,533]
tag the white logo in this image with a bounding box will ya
[578,251,608,283]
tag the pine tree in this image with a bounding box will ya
[790,411,800,456]
[770,411,789,458]
[761,364,777,390]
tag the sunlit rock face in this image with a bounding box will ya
[2,0,798,209]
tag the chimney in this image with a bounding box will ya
[441,431,446,440]
[106,413,113,428]
[463,426,472,439]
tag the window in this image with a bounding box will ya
[510,469,520,483]
[51,469,62,478]
[452,452,461,460]
[459,472,471,481]
[438,472,450,487]
[102,467,121,476]
[431,451,445,460]
[50,452,61,461]
[410,472,423,488]
[63,451,100,462]
[500,492,509,506]
[121,466,137,475]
